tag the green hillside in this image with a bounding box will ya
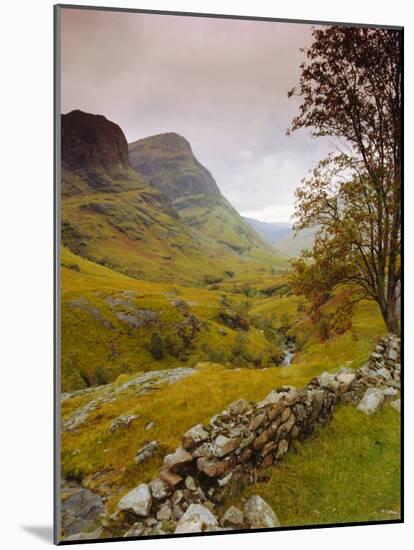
[129,132,280,260]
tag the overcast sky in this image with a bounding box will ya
[60,8,332,223]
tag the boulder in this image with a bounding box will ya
[243,495,280,528]
[174,504,219,533]
[182,424,209,450]
[220,505,244,528]
[134,440,158,464]
[118,484,152,517]
[357,387,385,415]
[163,447,193,471]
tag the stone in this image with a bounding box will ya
[261,441,276,457]
[249,413,267,431]
[213,435,240,457]
[336,372,356,392]
[238,448,253,463]
[276,439,289,458]
[376,367,392,381]
[259,453,274,469]
[220,506,244,528]
[239,432,255,449]
[267,400,286,420]
[277,414,295,436]
[185,476,197,492]
[118,484,152,518]
[218,472,233,487]
[228,398,250,415]
[149,477,171,501]
[193,442,213,459]
[318,372,341,393]
[171,490,184,504]
[197,457,230,478]
[134,440,158,464]
[173,504,184,520]
[156,503,172,521]
[357,387,385,415]
[163,447,193,471]
[257,391,284,408]
[159,469,183,489]
[243,495,281,528]
[390,399,401,413]
[61,483,105,537]
[294,403,306,422]
[384,387,398,397]
[253,429,271,449]
[182,424,209,450]
[109,414,139,433]
[174,504,219,533]
[281,407,292,422]
[145,421,155,430]
[388,348,398,361]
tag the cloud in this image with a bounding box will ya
[60,8,332,223]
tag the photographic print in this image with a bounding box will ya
[55,5,403,544]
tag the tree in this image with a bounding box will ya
[288,26,402,334]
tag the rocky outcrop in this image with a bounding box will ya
[61,110,130,174]
[62,367,195,431]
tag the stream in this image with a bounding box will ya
[281,336,296,366]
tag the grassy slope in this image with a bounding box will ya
[61,248,283,391]
[224,404,400,525]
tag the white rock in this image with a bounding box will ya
[243,495,280,528]
[357,387,385,415]
[220,505,244,528]
[118,484,152,517]
[174,504,219,533]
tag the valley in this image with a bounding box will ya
[59,110,400,541]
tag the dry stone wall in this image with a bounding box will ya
[99,334,401,539]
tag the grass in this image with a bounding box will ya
[223,403,401,525]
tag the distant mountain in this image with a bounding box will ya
[243,218,292,246]
[273,226,317,257]
[129,133,279,259]
[244,217,316,257]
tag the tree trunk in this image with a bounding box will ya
[384,298,400,335]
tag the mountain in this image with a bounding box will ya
[129,133,277,258]
[243,217,316,257]
[243,218,292,246]
[273,226,317,257]
[60,110,284,286]
[128,132,220,199]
